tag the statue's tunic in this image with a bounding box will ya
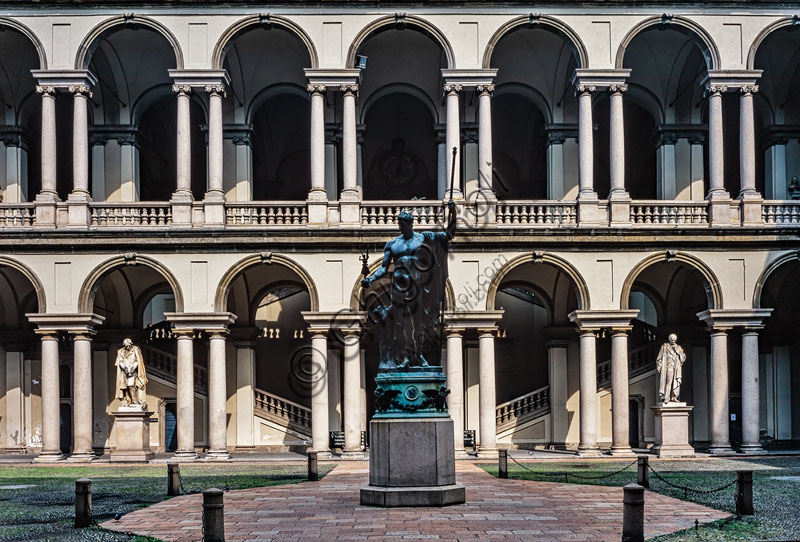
[376,230,449,369]
[115,345,148,400]
[656,342,685,403]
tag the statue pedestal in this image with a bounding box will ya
[651,403,695,458]
[360,368,465,507]
[111,407,155,463]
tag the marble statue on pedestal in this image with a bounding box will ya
[656,334,685,404]
[115,338,148,408]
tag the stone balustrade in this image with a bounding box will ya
[495,385,551,432]
[254,388,312,435]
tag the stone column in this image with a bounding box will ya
[235,343,255,450]
[708,327,733,454]
[36,86,58,202]
[547,341,569,448]
[610,328,633,455]
[307,85,327,224]
[67,85,92,226]
[436,131,447,199]
[446,328,465,451]
[91,346,109,453]
[578,330,599,455]
[171,85,193,225]
[309,331,330,453]
[546,131,566,199]
[340,84,360,224]
[739,85,762,225]
[207,331,230,460]
[70,332,95,461]
[577,85,599,226]
[706,84,730,224]
[478,329,497,453]
[609,84,630,226]
[444,84,462,199]
[740,329,765,454]
[174,330,197,460]
[204,85,226,225]
[35,332,62,461]
[343,330,362,453]
[477,85,494,193]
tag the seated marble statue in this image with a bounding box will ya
[362,201,456,369]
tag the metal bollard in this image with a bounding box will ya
[736,470,754,516]
[75,478,92,528]
[622,483,645,542]
[307,451,318,482]
[498,449,508,479]
[167,462,181,496]
[637,456,649,489]
[202,488,225,542]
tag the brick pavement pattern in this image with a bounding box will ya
[103,461,730,541]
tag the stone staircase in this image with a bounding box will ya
[253,388,312,438]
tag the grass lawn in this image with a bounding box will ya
[0,462,333,542]
[480,455,800,541]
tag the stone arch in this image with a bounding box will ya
[215,253,319,312]
[0,256,46,312]
[486,252,591,311]
[615,15,720,71]
[753,251,800,309]
[212,15,319,70]
[482,15,589,69]
[348,257,454,310]
[359,83,440,124]
[0,17,47,69]
[78,255,184,313]
[75,15,184,69]
[620,251,722,310]
[246,82,308,124]
[346,14,455,69]
[494,83,553,124]
[747,17,798,70]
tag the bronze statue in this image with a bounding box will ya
[115,338,148,407]
[362,200,456,370]
[656,333,686,403]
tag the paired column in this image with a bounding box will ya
[707,327,733,454]
[173,85,193,198]
[739,85,763,225]
[340,84,361,224]
[576,85,596,199]
[69,331,96,461]
[66,85,93,226]
[706,85,728,198]
[446,328,465,451]
[35,331,62,461]
[444,84,462,199]
[578,330,599,455]
[174,329,197,459]
[610,328,633,455]
[740,328,765,454]
[309,331,330,453]
[204,84,226,225]
[207,330,230,460]
[308,85,327,199]
[477,328,497,453]
[342,330,362,453]
[608,85,628,198]
[36,86,58,202]
[477,85,494,194]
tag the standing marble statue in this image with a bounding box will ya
[115,338,148,407]
[656,334,686,403]
[361,200,457,369]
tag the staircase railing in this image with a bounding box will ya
[495,384,551,432]
[140,344,208,393]
[597,341,660,389]
[253,388,312,436]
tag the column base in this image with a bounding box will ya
[205,450,232,461]
[476,447,498,459]
[707,445,735,456]
[576,447,602,457]
[340,450,368,460]
[608,447,636,457]
[33,451,64,462]
[738,444,767,455]
[172,450,199,461]
[66,451,97,462]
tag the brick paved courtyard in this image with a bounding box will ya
[103,461,730,542]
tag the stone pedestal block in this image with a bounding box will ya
[651,403,695,458]
[111,409,155,462]
[361,417,465,507]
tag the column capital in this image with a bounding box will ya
[69,85,93,98]
[704,84,728,97]
[445,326,466,337]
[443,83,463,95]
[610,326,633,335]
[172,328,195,338]
[36,85,56,96]
[477,327,498,337]
[307,328,329,339]
[339,83,359,96]
[172,84,192,96]
[574,84,596,96]
[164,312,237,333]
[207,330,229,340]
[568,309,640,331]
[476,84,495,95]
[609,83,628,94]
[307,83,326,95]
[696,308,773,329]
[702,70,761,94]
[740,85,759,96]
[205,84,226,97]
[27,312,105,333]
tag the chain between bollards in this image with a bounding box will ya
[622,483,645,542]
[308,451,319,482]
[74,478,92,528]
[203,488,225,542]
[498,449,508,479]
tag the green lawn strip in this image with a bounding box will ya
[0,463,334,542]
[479,456,800,542]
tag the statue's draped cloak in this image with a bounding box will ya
[115,345,148,399]
[377,230,448,369]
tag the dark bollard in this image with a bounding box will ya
[75,478,92,528]
[498,449,508,479]
[622,483,645,542]
[637,456,649,489]
[202,488,225,542]
[167,462,181,496]
[736,470,753,516]
[307,451,318,482]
